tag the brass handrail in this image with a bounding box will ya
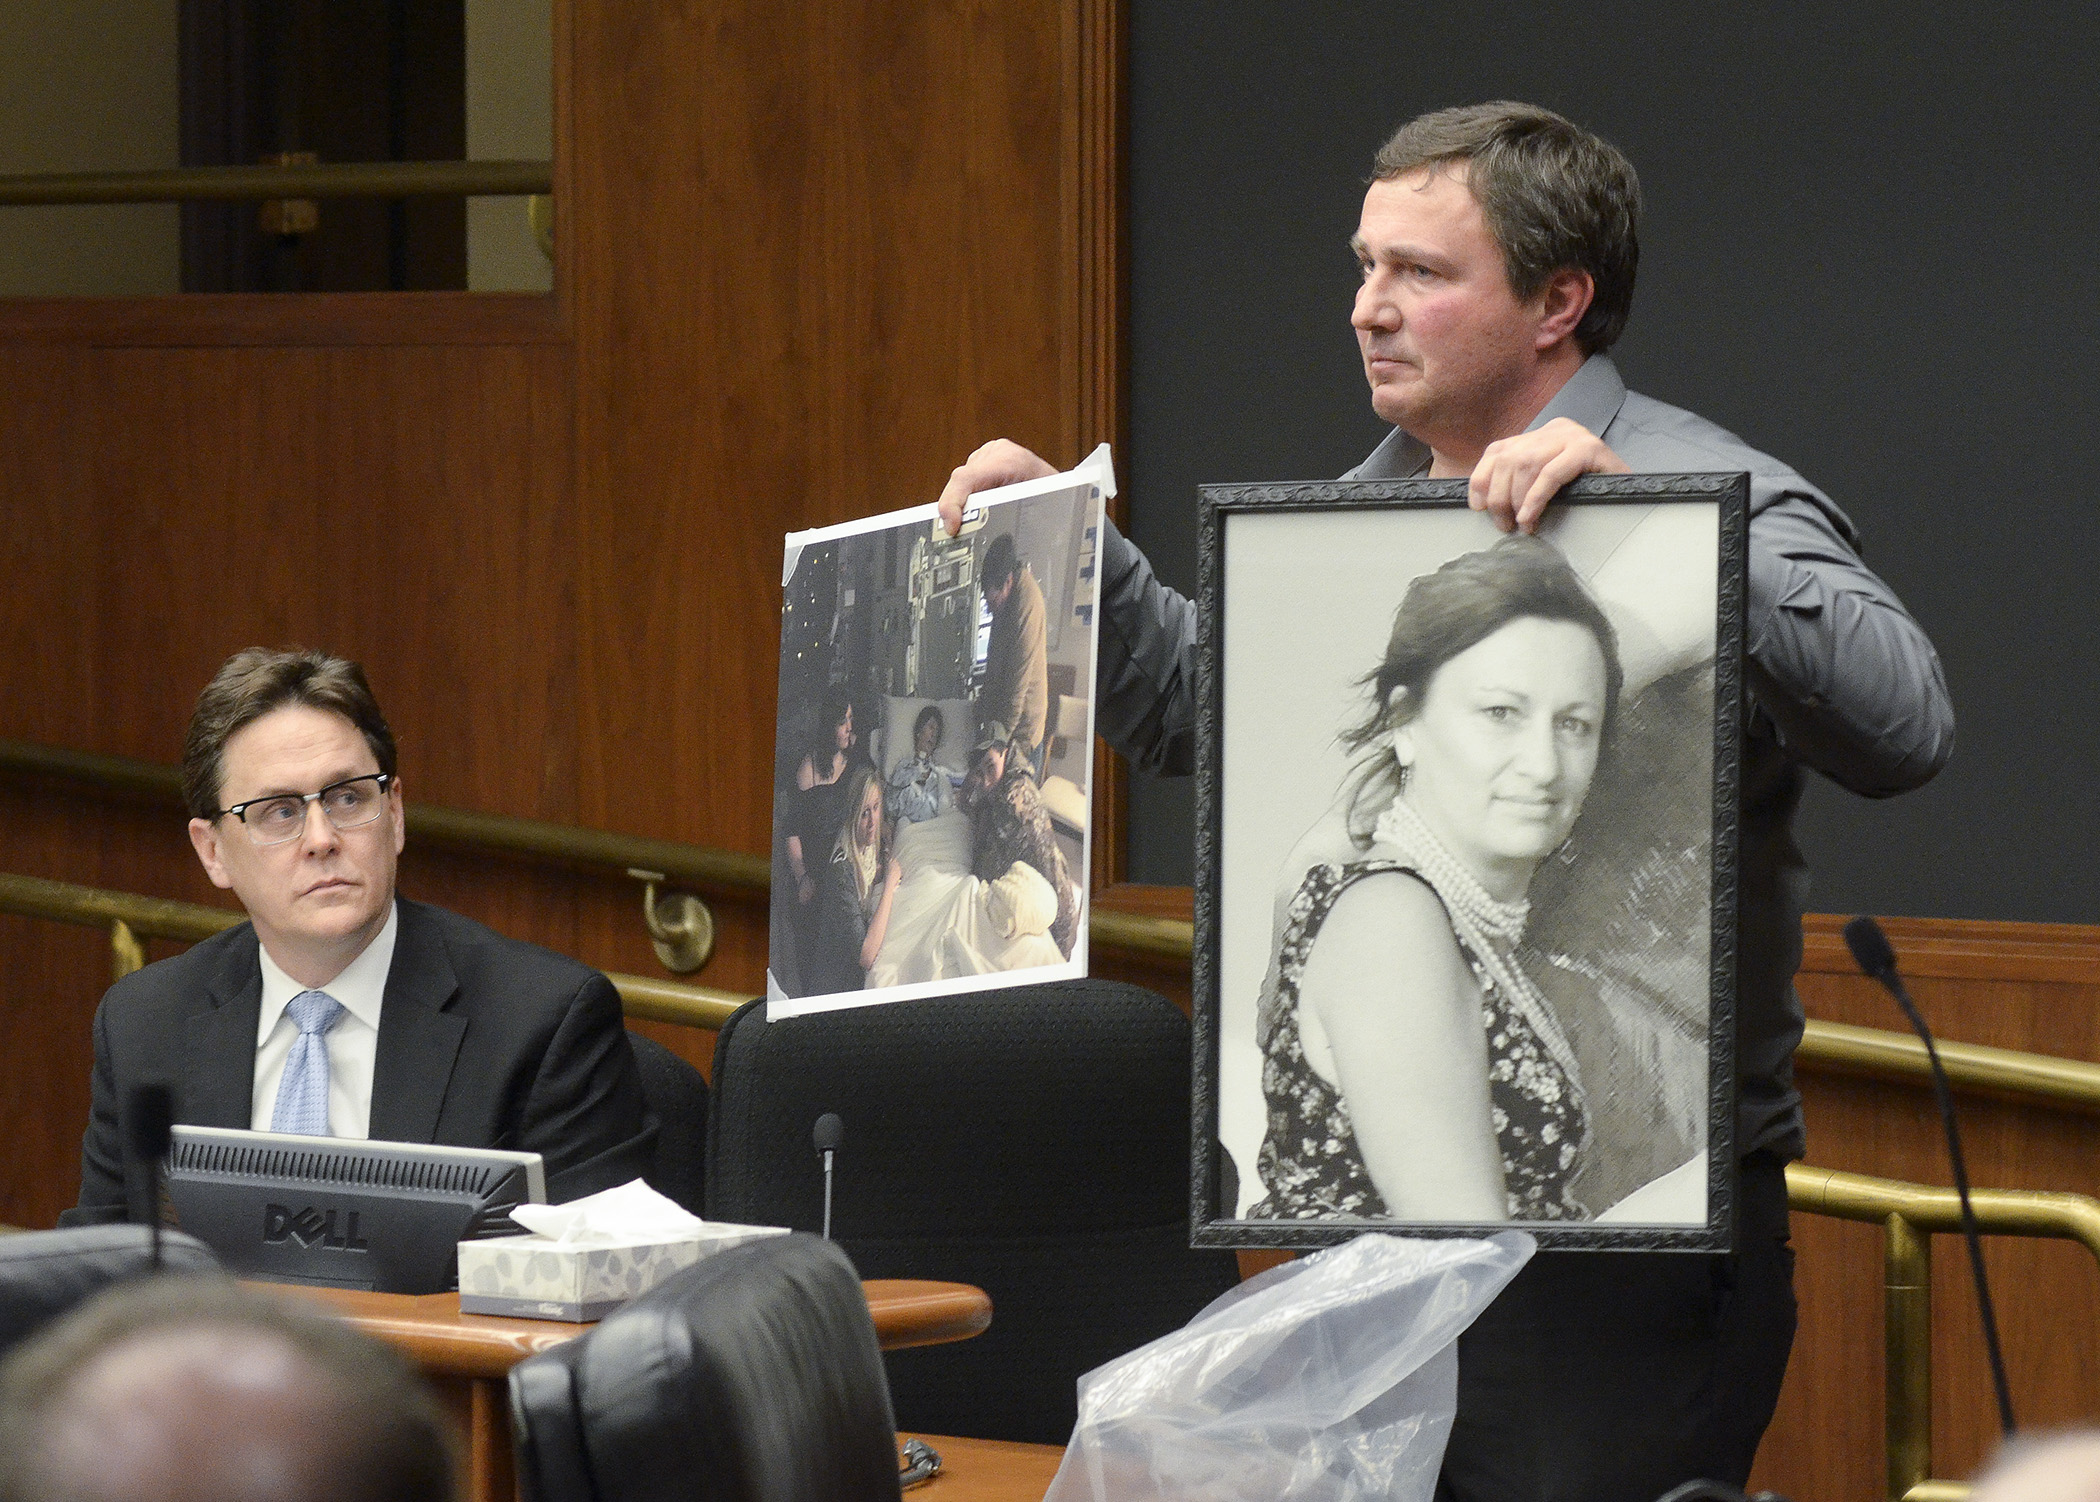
[1801,1017,2100,1116]
[1787,1163,2100,1502]
[1086,907,1198,964]
[0,161,551,207]
[0,870,740,1031]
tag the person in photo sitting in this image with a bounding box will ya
[958,726,1080,959]
[808,765,903,995]
[885,705,953,825]
[786,697,858,909]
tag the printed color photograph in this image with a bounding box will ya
[769,471,1106,1017]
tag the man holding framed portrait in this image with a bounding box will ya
[938,102,1952,1502]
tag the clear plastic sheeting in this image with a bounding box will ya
[1043,1231,1535,1502]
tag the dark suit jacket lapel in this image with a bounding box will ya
[368,901,468,1143]
[182,927,264,1128]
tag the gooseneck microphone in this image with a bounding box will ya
[813,1113,843,1241]
[124,1083,174,1270]
[1843,914,2016,1437]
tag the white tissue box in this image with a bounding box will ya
[457,1222,789,1321]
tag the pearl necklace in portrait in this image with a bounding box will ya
[1372,796,1584,1089]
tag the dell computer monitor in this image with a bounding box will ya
[164,1127,545,1295]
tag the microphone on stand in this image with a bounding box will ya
[813,1113,843,1241]
[1843,914,2016,1437]
[123,1083,174,1271]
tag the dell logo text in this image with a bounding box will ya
[261,1204,371,1252]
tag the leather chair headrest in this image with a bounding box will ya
[0,1225,219,1358]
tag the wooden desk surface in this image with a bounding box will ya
[904,1434,1065,1502]
[277,1278,992,1376]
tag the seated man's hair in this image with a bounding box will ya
[182,648,396,820]
[0,1276,455,1502]
[1373,101,1641,355]
[982,533,1019,590]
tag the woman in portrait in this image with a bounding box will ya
[808,765,903,995]
[1246,534,1622,1224]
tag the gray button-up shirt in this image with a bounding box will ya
[1095,354,1954,1161]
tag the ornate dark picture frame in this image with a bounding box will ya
[1191,474,1748,1252]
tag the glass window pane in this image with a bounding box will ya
[0,0,551,296]
[0,1,181,296]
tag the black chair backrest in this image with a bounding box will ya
[625,1031,710,1215]
[704,979,1241,1444]
[509,1232,902,1502]
[0,1225,219,1357]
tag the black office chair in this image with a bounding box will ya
[508,1232,902,1502]
[0,1224,219,1357]
[626,1031,710,1215]
[705,980,1243,1444]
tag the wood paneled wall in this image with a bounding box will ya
[0,0,1120,1230]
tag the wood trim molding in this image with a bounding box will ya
[1074,0,1130,893]
[1799,912,2100,984]
[0,292,565,348]
[1072,0,1126,468]
[549,0,574,313]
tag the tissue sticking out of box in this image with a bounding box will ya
[508,1178,707,1243]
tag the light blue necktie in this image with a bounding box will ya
[270,990,345,1137]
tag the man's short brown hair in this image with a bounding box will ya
[182,649,397,819]
[0,1276,455,1502]
[1373,101,1641,355]
[982,532,1019,592]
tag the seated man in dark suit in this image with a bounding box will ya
[64,647,656,1225]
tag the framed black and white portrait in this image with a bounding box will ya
[1192,474,1747,1251]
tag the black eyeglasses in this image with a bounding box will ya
[216,774,394,847]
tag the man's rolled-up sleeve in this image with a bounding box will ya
[1095,516,1199,777]
[1745,490,1956,797]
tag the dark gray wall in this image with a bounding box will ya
[1121,2,2099,922]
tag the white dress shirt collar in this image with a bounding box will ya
[251,901,397,1138]
[256,900,397,1042]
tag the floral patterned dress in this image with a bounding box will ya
[1246,860,1588,1222]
